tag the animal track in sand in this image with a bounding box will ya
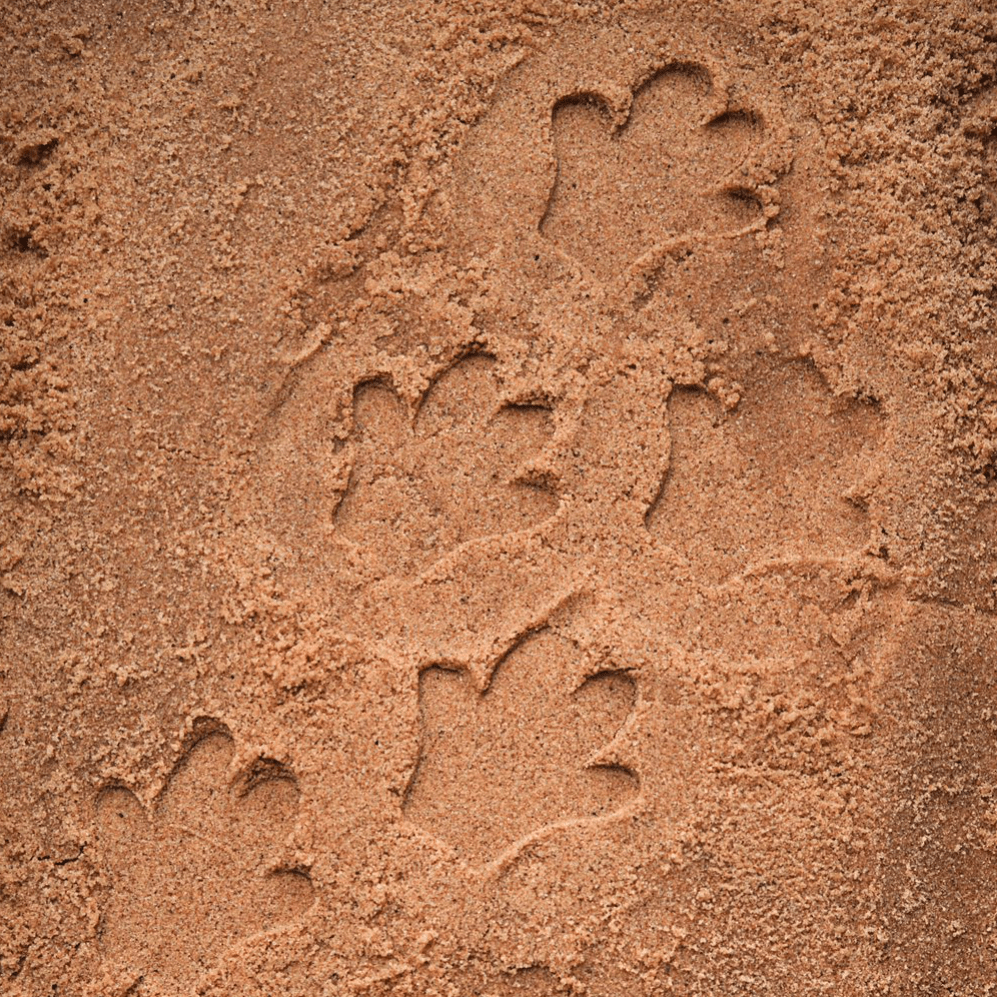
[541,62,766,282]
[95,728,313,993]
[647,359,885,580]
[335,353,557,578]
[403,629,638,861]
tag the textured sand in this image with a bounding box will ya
[3,2,997,994]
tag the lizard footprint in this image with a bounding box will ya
[335,353,557,577]
[403,629,638,860]
[95,729,313,993]
[542,63,766,282]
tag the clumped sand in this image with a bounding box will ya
[2,2,997,994]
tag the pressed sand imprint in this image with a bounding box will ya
[336,354,558,578]
[403,629,640,860]
[95,729,313,991]
[541,63,765,282]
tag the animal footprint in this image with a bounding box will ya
[542,64,765,282]
[335,353,557,577]
[403,629,638,859]
[647,360,884,579]
[95,729,313,993]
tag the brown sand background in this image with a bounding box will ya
[3,1,997,994]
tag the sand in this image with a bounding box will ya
[2,2,997,994]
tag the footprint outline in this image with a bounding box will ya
[94,724,314,991]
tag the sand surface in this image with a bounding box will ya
[3,2,997,994]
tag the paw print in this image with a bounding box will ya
[647,360,885,578]
[335,353,557,577]
[95,729,313,992]
[403,629,638,860]
[541,64,767,282]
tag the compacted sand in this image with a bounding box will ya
[3,2,997,994]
